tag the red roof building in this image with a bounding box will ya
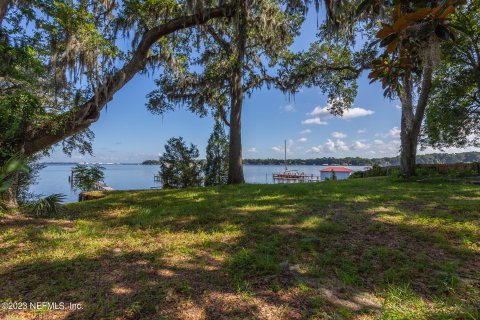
[320,167,353,173]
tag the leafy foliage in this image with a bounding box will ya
[0,0,236,204]
[204,120,229,186]
[368,0,466,98]
[0,156,28,193]
[71,165,105,192]
[146,1,304,119]
[278,35,374,114]
[27,193,66,218]
[423,1,480,148]
[159,137,202,189]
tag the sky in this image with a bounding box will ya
[47,10,478,163]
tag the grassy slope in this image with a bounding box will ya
[0,177,479,319]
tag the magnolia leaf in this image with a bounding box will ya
[393,4,401,20]
[356,0,374,17]
[376,26,395,39]
[404,8,432,22]
[431,5,444,17]
[387,38,399,53]
[393,16,409,33]
[438,5,455,19]
[380,34,397,47]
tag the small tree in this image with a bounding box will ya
[204,120,229,186]
[71,165,105,192]
[159,137,202,189]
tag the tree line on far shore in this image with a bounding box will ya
[143,151,480,167]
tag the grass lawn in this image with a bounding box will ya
[0,177,479,319]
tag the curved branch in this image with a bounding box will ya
[23,5,235,155]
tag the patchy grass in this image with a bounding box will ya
[0,177,479,319]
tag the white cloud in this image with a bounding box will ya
[272,139,294,154]
[298,137,307,142]
[373,139,384,145]
[342,108,375,119]
[357,128,367,134]
[302,117,328,125]
[352,140,369,150]
[306,139,349,154]
[336,140,350,151]
[332,132,347,139]
[388,126,401,137]
[247,147,258,153]
[281,104,296,112]
[310,106,331,117]
[307,104,374,123]
[300,129,312,135]
[395,104,401,110]
[376,127,402,139]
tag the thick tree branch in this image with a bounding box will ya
[23,5,235,155]
[414,63,433,134]
[0,0,10,27]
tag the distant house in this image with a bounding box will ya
[320,167,353,180]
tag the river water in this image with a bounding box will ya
[29,164,367,203]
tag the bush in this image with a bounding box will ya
[351,162,480,179]
[159,137,202,189]
[27,193,66,218]
[204,120,229,186]
[71,165,105,192]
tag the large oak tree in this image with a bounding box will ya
[146,0,304,183]
[0,0,237,207]
[280,0,466,177]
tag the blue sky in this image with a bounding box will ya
[48,10,478,163]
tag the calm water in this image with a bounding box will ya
[29,164,367,203]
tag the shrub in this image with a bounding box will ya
[27,193,66,217]
[71,165,105,192]
[159,137,202,189]
[204,120,229,186]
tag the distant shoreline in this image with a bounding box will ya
[40,151,480,166]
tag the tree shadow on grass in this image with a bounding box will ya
[1,178,479,319]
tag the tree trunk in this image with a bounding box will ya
[400,127,418,177]
[1,172,19,210]
[0,0,10,27]
[4,185,18,209]
[399,64,433,177]
[228,71,245,184]
[227,3,247,184]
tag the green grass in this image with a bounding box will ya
[0,177,479,319]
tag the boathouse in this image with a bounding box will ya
[320,167,353,180]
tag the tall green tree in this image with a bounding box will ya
[423,0,480,149]
[280,0,466,177]
[146,0,304,183]
[71,165,105,192]
[159,137,202,189]
[204,120,229,186]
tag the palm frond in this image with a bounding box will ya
[28,193,66,217]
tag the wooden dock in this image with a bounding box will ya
[272,172,322,184]
[93,182,114,191]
